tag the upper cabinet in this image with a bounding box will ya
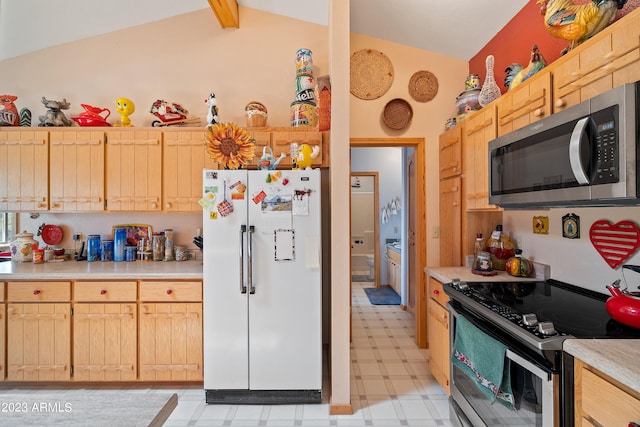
[463,105,498,211]
[551,7,640,111]
[50,129,105,211]
[496,72,552,137]
[105,130,163,211]
[163,128,217,212]
[438,124,463,180]
[0,129,48,211]
[271,129,323,168]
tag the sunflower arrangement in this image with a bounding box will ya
[204,122,255,169]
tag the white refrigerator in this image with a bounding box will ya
[202,169,322,404]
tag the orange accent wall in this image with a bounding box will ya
[468,1,567,94]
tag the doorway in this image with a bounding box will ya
[350,138,427,348]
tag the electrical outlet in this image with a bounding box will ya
[432,226,440,238]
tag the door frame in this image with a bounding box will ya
[349,172,380,287]
[350,137,427,348]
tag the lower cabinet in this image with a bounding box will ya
[73,281,137,381]
[139,281,203,381]
[574,358,640,427]
[427,276,450,395]
[6,281,71,381]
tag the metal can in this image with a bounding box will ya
[87,234,101,262]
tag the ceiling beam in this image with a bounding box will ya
[208,0,239,28]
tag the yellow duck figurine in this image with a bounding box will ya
[297,143,320,170]
[114,97,135,127]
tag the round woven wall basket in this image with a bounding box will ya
[350,49,394,100]
[408,70,438,102]
[383,98,413,130]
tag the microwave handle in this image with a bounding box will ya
[569,117,591,185]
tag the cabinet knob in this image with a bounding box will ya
[100,289,107,295]
[151,202,158,209]
[533,108,543,117]
[33,289,41,295]
[433,290,439,295]
[166,289,173,295]
[165,203,172,209]
[555,98,566,108]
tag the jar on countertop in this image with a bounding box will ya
[10,230,39,262]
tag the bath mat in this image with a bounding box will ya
[352,275,374,282]
[364,287,400,305]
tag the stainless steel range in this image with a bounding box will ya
[444,278,640,427]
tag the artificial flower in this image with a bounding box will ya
[204,122,255,169]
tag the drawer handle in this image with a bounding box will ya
[100,289,107,295]
[433,290,439,295]
[33,289,41,295]
[166,289,173,295]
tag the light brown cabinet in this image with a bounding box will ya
[73,281,137,381]
[272,129,323,168]
[427,276,450,395]
[105,129,163,211]
[551,7,640,112]
[163,128,217,212]
[574,358,640,427]
[386,247,401,296]
[463,106,498,211]
[6,281,71,381]
[138,281,203,381]
[438,125,462,180]
[0,129,49,211]
[496,72,552,137]
[49,129,105,211]
[439,177,462,266]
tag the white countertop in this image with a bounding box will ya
[564,339,640,393]
[426,266,540,284]
[0,259,203,280]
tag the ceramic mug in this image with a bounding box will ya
[174,246,192,261]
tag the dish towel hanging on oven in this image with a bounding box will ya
[451,315,515,410]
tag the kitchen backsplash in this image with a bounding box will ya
[503,205,640,295]
[15,212,203,253]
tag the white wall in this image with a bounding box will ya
[504,205,640,295]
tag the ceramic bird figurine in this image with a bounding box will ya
[478,55,502,107]
[504,44,547,90]
[297,144,320,170]
[538,0,627,54]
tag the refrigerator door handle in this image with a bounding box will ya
[240,225,247,294]
[248,225,255,294]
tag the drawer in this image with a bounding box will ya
[139,281,202,302]
[387,248,401,264]
[74,281,136,302]
[7,281,71,302]
[579,364,640,426]
[428,277,449,307]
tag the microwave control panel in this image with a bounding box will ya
[592,106,619,185]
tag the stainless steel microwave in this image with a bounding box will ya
[489,82,639,208]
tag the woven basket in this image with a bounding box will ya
[383,98,413,130]
[408,70,438,102]
[350,49,394,100]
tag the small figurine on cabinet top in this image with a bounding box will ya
[205,92,219,126]
[0,94,31,126]
[149,99,200,127]
[504,44,547,90]
[296,143,320,170]
[38,96,72,127]
[114,97,135,127]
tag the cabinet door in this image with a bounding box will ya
[73,303,137,381]
[106,130,162,211]
[248,130,272,167]
[163,129,217,212]
[497,72,551,137]
[427,277,450,395]
[49,130,105,211]
[272,129,323,168]
[438,125,462,179]
[463,107,498,210]
[7,303,70,381]
[0,129,48,211]
[439,176,461,266]
[139,303,202,381]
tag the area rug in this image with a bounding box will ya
[352,274,374,282]
[364,287,400,305]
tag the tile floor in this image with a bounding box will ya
[0,280,451,426]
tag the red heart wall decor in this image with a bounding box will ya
[589,220,640,269]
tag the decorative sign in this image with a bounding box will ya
[562,213,580,239]
[589,220,640,269]
[532,216,549,234]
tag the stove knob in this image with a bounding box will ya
[457,282,469,290]
[538,322,556,336]
[522,313,538,327]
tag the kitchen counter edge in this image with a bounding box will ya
[425,266,540,284]
[564,339,640,393]
[0,260,203,280]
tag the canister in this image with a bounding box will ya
[113,227,126,262]
[87,234,101,262]
[32,248,45,264]
[152,232,165,261]
[125,245,137,262]
[101,239,114,261]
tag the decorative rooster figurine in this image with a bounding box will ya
[504,44,547,90]
[538,0,628,53]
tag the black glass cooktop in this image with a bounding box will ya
[447,279,640,339]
